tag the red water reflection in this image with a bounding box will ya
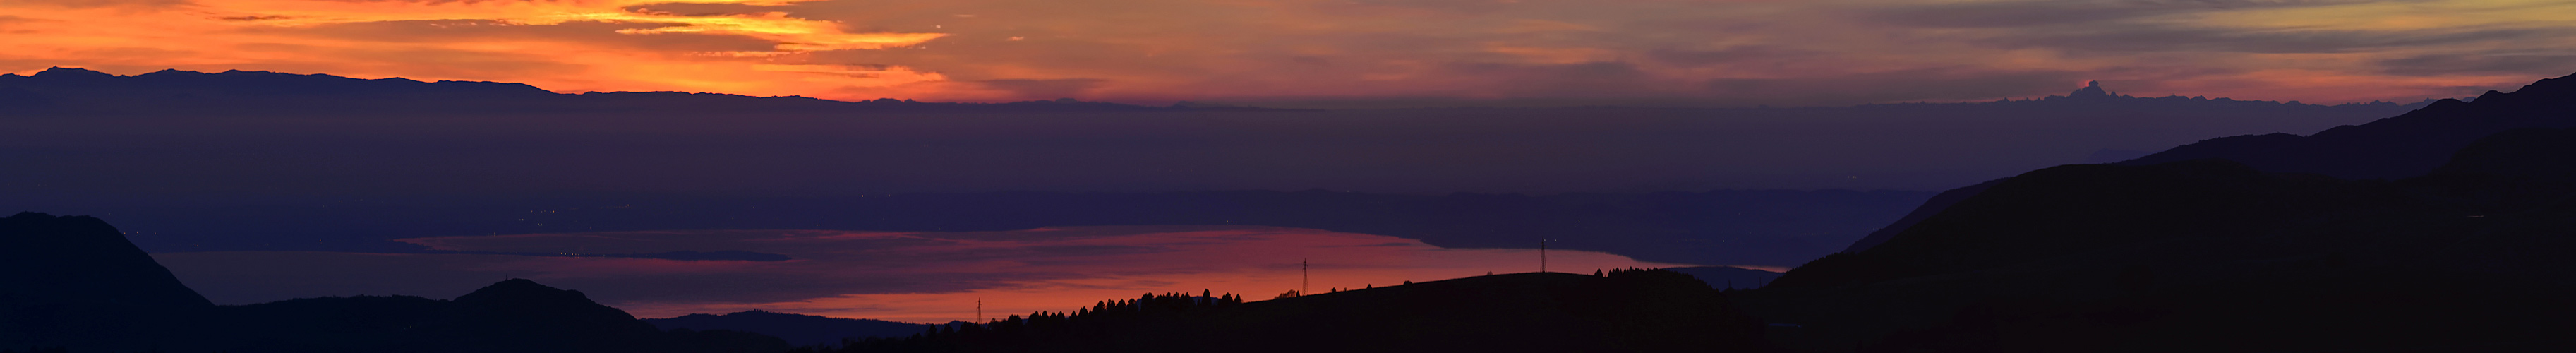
[159,226,1692,323]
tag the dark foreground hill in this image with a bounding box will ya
[1,213,212,350]
[1744,127,2576,352]
[1664,266,1786,289]
[0,212,788,353]
[648,311,934,347]
[1742,71,2576,351]
[6,211,1771,352]
[1843,71,2576,254]
[810,270,1766,353]
[207,280,789,353]
[2124,71,2576,180]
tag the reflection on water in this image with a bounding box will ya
[155,225,1690,323]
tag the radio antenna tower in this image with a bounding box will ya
[1301,259,1310,295]
[1539,237,1558,273]
[976,299,982,323]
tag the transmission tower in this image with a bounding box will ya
[1539,237,1550,273]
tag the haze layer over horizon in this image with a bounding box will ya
[6,0,2572,107]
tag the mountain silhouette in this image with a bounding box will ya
[0,67,1256,114]
[1838,179,2004,253]
[0,213,211,309]
[2123,71,2576,179]
[1,213,792,352]
[2420,125,2576,198]
[203,279,791,353]
[1,68,2424,266]
[1750,124,2576,351]
[1,212,212,350]
[436,279,671,352]
[6,213,1777,352]
[1746,73,2576,351]
[1841,72,2573,253]
[646,311,934,347]
[2063,80,2112,100]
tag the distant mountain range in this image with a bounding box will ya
[1756,72,2576,352]
[16,69,2576,352]
[0,67,2443,274]
[0,68,1279,114]
[0,68,2421,114]
[0,67,2428,198]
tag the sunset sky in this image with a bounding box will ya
[7,0,2573,107]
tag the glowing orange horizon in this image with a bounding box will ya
[4,0,2565,105]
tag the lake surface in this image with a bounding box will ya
[155,225,1690,323]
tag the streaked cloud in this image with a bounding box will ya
[2378,52,2576,76]
[4,0,2572,106]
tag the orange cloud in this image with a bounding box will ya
[0,0,951,97]
[197,0,945,52]
[4,0,2572,105]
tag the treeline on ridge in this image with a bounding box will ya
[801,268,1766,353]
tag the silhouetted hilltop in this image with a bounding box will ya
[647,311,934,347]
[4,213,1771,352]
[1774,160,2388,289]
[1838,179,2003,253]
[1745,126,2576,351]
[205,279,789,353]
[0,213,212,308]
[2064,80,2112,100]
[2124,71,2576,179]
[1,213,790,352]
[0,68,1263,114]
[817,270,1766,353]
[440,279,670,352]
[1,212,212,350]
[1838,72,2568,253]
